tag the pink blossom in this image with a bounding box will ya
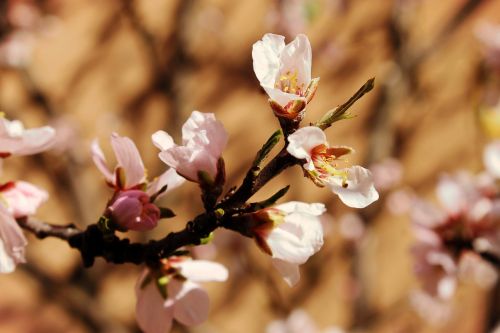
[0,203,27,273]
[0,116,55,157]
[287,126,378,208]
[152,111,228,182]
[135,258,228,333]
[92,133,185,194]
[266,309,345,333]
[251,201,325,286]
[476,22,500,71]
[410,170,500,299]
[107,190,160,232]
[252,33,319,117]
[368,158,402,191]
[0,181,48,217]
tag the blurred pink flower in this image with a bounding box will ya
[0,116,55,157]
[0,179,48,273]
[287,126,378,208]
[135,258,228,333]
[107,190,160,232]
[152,111,228,183]
[369,158,402,191]
[410,169,500,300]
[251,201,325,286]
[337,212,365,242]
[484,140,500,178]
[252,33,318,117]
[0,204,27,273]
[0,181,48,217]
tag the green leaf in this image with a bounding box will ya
[252,130,282,168]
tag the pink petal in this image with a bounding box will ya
[0,118,55,156]
[135,270,174,333]
[110,133,145,188]
[169,280,210,326]
[91,139,114,183]
[264,86,306,107]
[182,111,228,158]
[0,204,27,273]
[174,260,228,282]
[1,181,48,217]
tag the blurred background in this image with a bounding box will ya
[0,0,499,332]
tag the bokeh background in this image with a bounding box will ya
[0,0,499,332]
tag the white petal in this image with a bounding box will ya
[436,175,468,216]
[146,168,185,198]
[272,259,301,287]
[170,279,210,326]
[110,133,145,188]
[275,201,326,216]
[263,86,306,107]
[279,34,312,87]
[286,127,326,168]
[252,34,285,87]
[174,260,228,282]
[152,130,175,151]
[326,166,379,208]
[182,111,228,158]
[484,140,500,178]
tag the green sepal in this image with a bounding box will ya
[316,77,374,130]
[156,276,170,299]
[200,232,215,245]
[252,130,282,169]
[248,185,290,211]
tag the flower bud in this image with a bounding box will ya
[108,190,160,231]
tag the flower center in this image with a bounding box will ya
[311,145,350,187]
[276,70,305,96]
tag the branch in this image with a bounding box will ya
[18,147,301,268]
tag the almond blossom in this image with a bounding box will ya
[249,201,325,286]
[152,111,228,183]
[484,140,500,179]
[252,33,319,118]
[410,171,500,299]
[135,257,228,333]
[0,180,48,273]
[0,116,56,158]
[287,126,378,208]
[92,133,185,231]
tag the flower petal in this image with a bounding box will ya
[91,139,114,183]
[279,34,312,87]
[272,259,300,287]
[0,204,27,273]
[287,126,326,169]
[146,168,185,198]
[174,260,228,282]
[484,140,500,178]
[110,133,145,188]
[152,130,175,151]
[326,166,379,208]
[170,279,210,326]
[1,181,48,217]
[252,33,286,87]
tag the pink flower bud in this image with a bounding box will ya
[108,190,160,231]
